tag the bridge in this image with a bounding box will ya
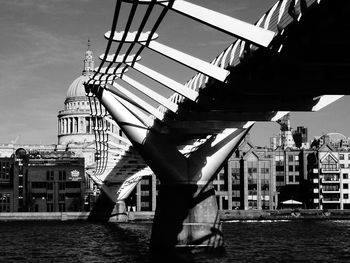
[84,0,350,255]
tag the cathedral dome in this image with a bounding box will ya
[58,42,95,146]
[66,75,88,99]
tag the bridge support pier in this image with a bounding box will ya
[109,201,128,222]
[87,191,115,222]
[85,84,251,256]
[150,182,223,257]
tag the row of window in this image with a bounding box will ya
[322,164,338,171]
[275,155,300,162]
[46,170,68,181]
[32,181,81,189]
[44,203,65,212]
[65,100,99,110]
[339,154,350,160]
[322,184,348,190]
[31,193,81,200]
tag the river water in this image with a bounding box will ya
[0,220,350,263]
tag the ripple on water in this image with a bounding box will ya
[0,220,350,263]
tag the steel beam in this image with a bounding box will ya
[128,62,198,101]
[120,0,275,47]
[106,82,165,120]
[105,31,229,82]
[120,75,179,113]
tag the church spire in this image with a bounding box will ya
[83,39,94,76]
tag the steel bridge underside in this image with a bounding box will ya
[86,0,350,254]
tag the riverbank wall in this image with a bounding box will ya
[2,209,350,222]
[0,211,154,222]
[0,212,90,221]
[219,209,350,221]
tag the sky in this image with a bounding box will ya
[0,0,349,147]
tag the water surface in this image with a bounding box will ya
[1,220,350,262]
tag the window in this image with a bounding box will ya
[47,204,54,212]
[248,168,257,174]
[324,174,340,181]
[295,156,299,161]
[275,154,284,162]
[59,203,65,212]
[0,161,11,180]
[295,165,300,172]
[289,165,294,172]
[0,193,11,212]
[47,182,53,190]
[231,168,240,177]
[339,154,344,160]
[59,194,65,202]
[341,164,345,168]
[344,183,349,189]
[324,185,339,191]
[289,175,294,183]
[32,182,46,188]
[276,165,284,172]
[66,182,81,188]
[248,190,257,195]
[261,181,269,190]
[248,201,257,208]
[18,188,23,197]
[344,194,349,199]
[288,155,294,162]
[276,176,284,182]
[59,171,66,181]
[59,182,66,190]
[261,168,269,174]
[343,173,348,179]
[322,163,337,171]
[46,171,54,181]
[47,193,53,201]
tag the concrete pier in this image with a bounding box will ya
[150,183,223,256]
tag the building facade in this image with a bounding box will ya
[308,134,350,209]
[0,148,85,212]
[213,137,276,210]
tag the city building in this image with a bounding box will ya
[308,133,350,209]
[0,43,128,213]
[125,175,157,212]
[3,43,350,213]
[0,43,100,205]
[130,131,350,212]
[213,136,276,210]
[0,148,85,212]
